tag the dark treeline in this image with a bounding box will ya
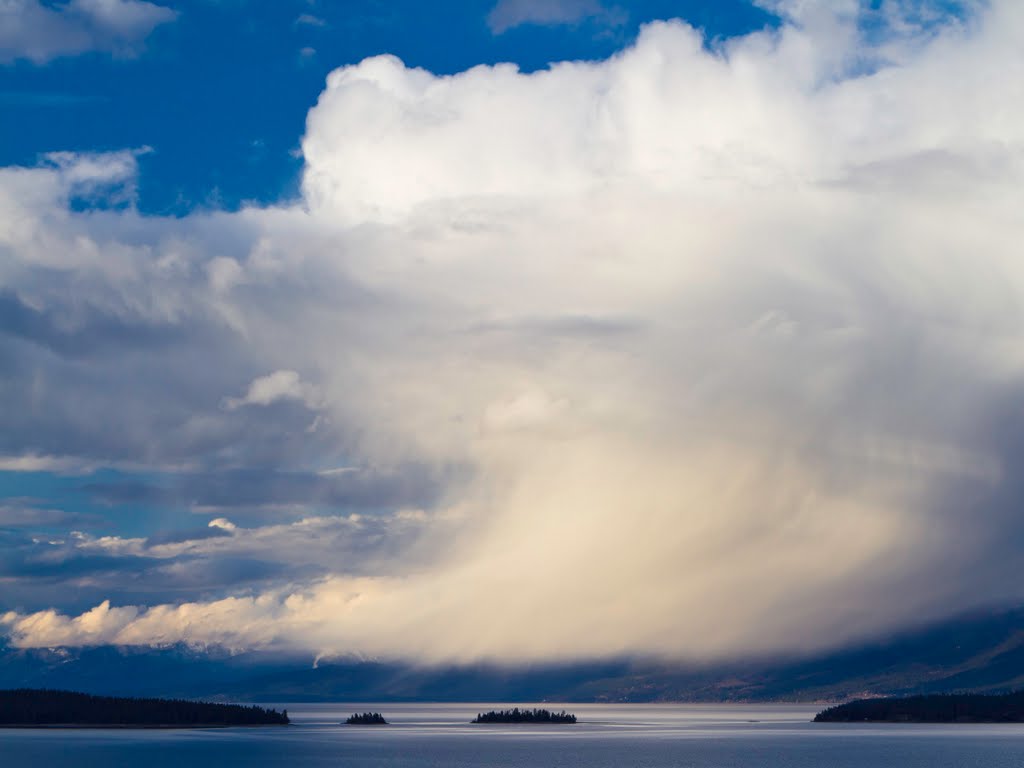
[345,712,388,725]
[815,692,1024,723]
[0,689,289,726]
[472,707,576,724]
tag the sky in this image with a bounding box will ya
[1,0,1023,665]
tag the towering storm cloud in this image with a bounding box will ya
[3,1,1024,662]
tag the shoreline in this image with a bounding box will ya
[0,723,290,729]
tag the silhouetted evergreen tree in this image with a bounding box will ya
[344,712,388,725]
[472,708,576,724]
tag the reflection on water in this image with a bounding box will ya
[6,702,1024,767]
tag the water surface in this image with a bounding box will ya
[5,702,1024,767]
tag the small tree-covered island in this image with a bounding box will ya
[345,712,388,725]
[815,692,1024,723]
[472,708,577,724]
[0,689,289,728]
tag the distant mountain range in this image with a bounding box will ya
[5,606,1024,703]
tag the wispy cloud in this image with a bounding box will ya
[0,510,432,616]
[0,455,98,475]
[487,0,625,34]
[222,370,322,411]
[0,0,177,64]
[294,13,327,29]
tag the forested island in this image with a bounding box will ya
[0,689,289,727]
[815,692,1024,723]
[472,707,576,724]
[345,712,388,725]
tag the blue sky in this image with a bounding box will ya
[2,0,1021,663]
[1,0,776,215]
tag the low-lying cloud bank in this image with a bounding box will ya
[3,1,1024,662]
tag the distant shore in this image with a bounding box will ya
[0,689,290,728]
[0,722,288,729]
[815,692,1024,723]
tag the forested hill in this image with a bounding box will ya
[815,692,1024,723]
[0,689,289,727]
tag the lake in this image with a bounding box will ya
[5,702,1024,767]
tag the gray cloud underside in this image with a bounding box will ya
[3,1,1024,662]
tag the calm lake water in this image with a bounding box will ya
[5,702,1024,767]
